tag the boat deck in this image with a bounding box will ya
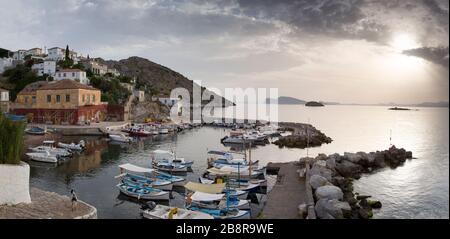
[263,162,306,219]
[0,188,97,219]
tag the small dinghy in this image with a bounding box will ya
[25,127,47,135]
[58,140,85,151]
[109,133,133,143]
[142,203,213,219]
[117,183,170,201]
[152,170,186,186]
[26,151,58,163]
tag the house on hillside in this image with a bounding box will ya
[11,80,107,124]
[133,90,145,102]
[47,47,78,62]
[54,69,90,85]
[0,88,10,113]
[81,59,108,75]
[26,48,44,57]
[12,50,27,61]
[31,60,56,76]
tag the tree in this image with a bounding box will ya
[65,45,70,61]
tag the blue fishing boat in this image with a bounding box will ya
[117,182,170,201]
[123,173,173,191]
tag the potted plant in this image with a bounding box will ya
[0,113,31,205]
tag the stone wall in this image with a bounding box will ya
[0,162,31,205]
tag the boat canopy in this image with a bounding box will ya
[191,191,224,202]
[119,163,154,173]
[184,182,225,194]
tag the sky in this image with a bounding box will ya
[0,0,448,104]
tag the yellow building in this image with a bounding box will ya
[12,80,107,124]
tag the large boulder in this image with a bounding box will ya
[335,159,364,178]
[343,152,369,166]
[326,155,337,169]
[310,163,334,181]
[367,152,386,168]
[309,174,330,190]
[315,185,343,200]
[315,198,352,219]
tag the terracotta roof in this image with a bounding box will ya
[57,68,85,73]
[38,80,98,91]
[18,81,49,94]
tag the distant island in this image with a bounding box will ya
[266,96,306,105]
[388,107,411,111]
[305,101,324,107]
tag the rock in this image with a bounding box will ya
[309,174,330,190]
[335,159,364,178]
[368,200,382,209]
[315,185,343,200]
[326,156,336,169]
[314,199,351,219]
[384,145,409,167]
[298,203,308,218]
[406,151,413,159]
[359,198,369,208]
[310,163,334,181]
[315,154,328,162]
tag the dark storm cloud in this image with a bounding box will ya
[403,47,449,67]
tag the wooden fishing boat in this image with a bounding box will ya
[116,183,170,201]
[142,204,213,219]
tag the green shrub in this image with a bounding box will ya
[0,114,26,165]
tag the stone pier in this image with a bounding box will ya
[0,188,97,219]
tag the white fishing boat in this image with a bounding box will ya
[29,141,72,157]
[185,181,248,200]
[189,191,250,210]
[158,128,169,134]
[117,183,170,201]
[197,178,249,199]
[142,204,213,219]
[117,163,173,191]
[151,170,186,186]
[109,133,133,143]
[152,150,194,167]
[188,206,251,219]
[153,161,188,172]
[58,140,85,151]
[26,151,58,163]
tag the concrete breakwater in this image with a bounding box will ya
[274,122,332,148]
[301,145,413,219]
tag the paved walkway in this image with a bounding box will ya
[0,188,97,219]
[263,162,306,219]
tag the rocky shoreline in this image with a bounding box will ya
[274,122,332,148]
[300,145,413,219]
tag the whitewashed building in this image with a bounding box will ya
[25,48,43,57]
[47,47,65,61]
[0,58,13,74]
[54,69,90,85]
[31,60,56,76]
[12,50,27,61]
[82,59,107,75]
[133,90,145,102]
[107,68,120,77]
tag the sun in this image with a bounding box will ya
[390,33,419,51]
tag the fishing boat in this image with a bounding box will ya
[197,178,251,198]
[188,206,250,219]
[185,181,248,200]
[26,151,58,163]
[117,182,170,201]
[128,127,151,137]
[152,150,194,168]
[117,163,173,191]
[58,140,85,151]
[158,127,169,134]
[207,150,250,167]
[206,166,264,180]
[189,191,250,210]
[151,170,186,186]
[29,141,72,157]
[142,204,213,219]
[25,126,47,135]
[109,133,133,143]
[153,161,188,172]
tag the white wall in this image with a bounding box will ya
[0,91,9,102]
[55,71,90,85]
[0,162,31,205]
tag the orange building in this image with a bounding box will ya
[12,80,107,124]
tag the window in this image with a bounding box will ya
[32,96,36,103]
[87,95,90,103]
[56,95,61,103]
[66,94,70,102]
[92,94,95,103]
[72,73,75,77]
[24,96,28,103]
[47,95,51,103]
[82,95,85,102]
[63,73,66,77]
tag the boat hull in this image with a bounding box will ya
[117,184,170,201]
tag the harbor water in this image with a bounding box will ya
[26,105,449,219]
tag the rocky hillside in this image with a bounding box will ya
[103,56,233,106]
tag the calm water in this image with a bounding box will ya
[27,105,449,219]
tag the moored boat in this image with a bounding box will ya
[117,182,170,201]
[25,126,47,135]
[109,133,133,143]
[142,204,213,219]
[26,151,58,163]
